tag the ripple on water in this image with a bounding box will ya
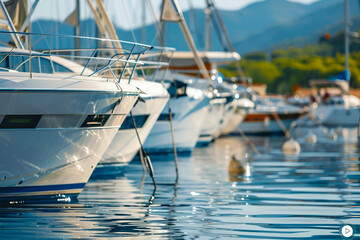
[0,127,359,239]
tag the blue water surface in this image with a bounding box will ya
[0,126,359,239]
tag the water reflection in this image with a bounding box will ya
[0,126,359,239]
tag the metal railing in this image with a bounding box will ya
[0,30,175,83]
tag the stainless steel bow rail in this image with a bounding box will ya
[0,30,163,83]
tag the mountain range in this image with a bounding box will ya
[232,0,360,54]
[30,0,360,55]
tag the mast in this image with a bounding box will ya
[86,0,124,56]
[20,0,40,32]
[141,0,146,43]
[75,0,80,56]
[207,0,245,79]
[205,1,211,51]
[87,0,131,75]
[344,0,350,77]
[93,0,123,52]
[0,0,24,49]
[160,0,212,85]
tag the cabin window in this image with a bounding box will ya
[225,96,233,104]
[119,115,149,129]
[0,115,42,128]
[81,115,110,127]
[167,80,187,98]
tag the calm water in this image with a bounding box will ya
[1,126,360,239]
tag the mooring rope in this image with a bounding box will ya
[130,111,157,191]
[167,99,179,181]
[236,127,260,155]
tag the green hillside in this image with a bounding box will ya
[220,33,360,94]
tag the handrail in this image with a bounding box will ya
[118,45,136,82]
[0,30,176,83]
[81,49,98,76]
[89,54,125,77]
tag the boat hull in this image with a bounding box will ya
[222,98,255,135]
[198,98,225,145]
[0,72,138,198]
[312,106,360,127]
[102,80,169,164]
[214,98,237,139]
[239,112,301,134]
[144,94,209,154]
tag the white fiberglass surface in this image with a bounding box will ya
[144,96,209,151]
[102,96,169,163]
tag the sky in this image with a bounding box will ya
[31,0,321,29]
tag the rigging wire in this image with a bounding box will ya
[56,0,60,50]
[0,37,23,64]
[32,20,66,49]
[209,10,228,51]
[186,0,204,50]
[146,0,165,47]
[141,0,147,43]
[208,0,245,78]
[167,97,179,181]
[120,0,137,42]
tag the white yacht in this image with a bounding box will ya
[220,96,256,136]
[198,96,226,144]
[161,52,255,144]
[308,79,360,127]
[161,72,224,146]
[143,79,210,153]
[200,88,254,142]
[0,34,151,199]
[306,0,360,127]
[156,70,219,146]
[214,84,255,138]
